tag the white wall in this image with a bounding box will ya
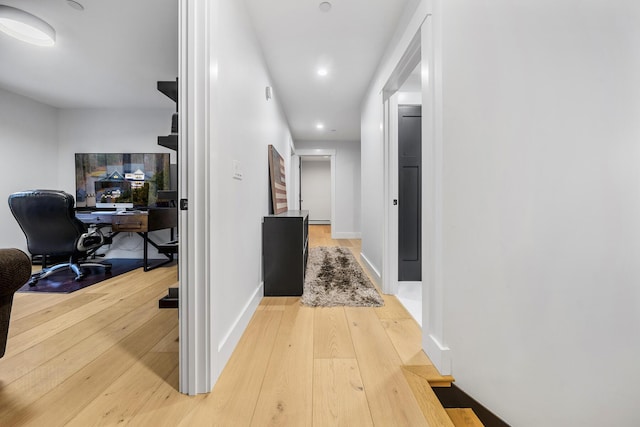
[300,159,331,223]
[206,0,293,381]
[0,88,58,252]
[295,140,361,237]
[439,1,640,425]
[363,0,640,425]
[57,108,175,258]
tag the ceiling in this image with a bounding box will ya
[0,0,414,141]
[0,0,178,109]
[245,0,413,141]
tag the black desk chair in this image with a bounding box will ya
[8,190,111,286]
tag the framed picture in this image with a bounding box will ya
[268,145,288,214]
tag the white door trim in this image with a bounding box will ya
[382,93,400,295]
[179,0,213,394]
[380,6,451,375]
[382,31,420,296]
[421,10,450,375]
[292,148,336,237]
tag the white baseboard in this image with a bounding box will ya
[216,281,263,370]
[332,231,362,239]
[309,220,330,225]
[424,333,452,375]
[359,251,381,287]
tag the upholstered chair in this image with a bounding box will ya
[0,248,31,358]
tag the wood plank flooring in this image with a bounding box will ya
[0,225,452,426]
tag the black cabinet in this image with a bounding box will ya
[263,210,309,296]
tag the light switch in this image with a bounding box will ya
[232,160,243,180]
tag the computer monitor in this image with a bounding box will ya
[94,180,134,211]
[94,180,149,211]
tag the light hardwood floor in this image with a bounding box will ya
[0,225,453,426]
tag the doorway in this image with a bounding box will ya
[380,54,423,325]
[381,20,452,374]
[300,157,331,225]
[291,148,336,236]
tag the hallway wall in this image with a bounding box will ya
[206,0,293,381]
[361,0,640,425]
[439,1,640,425]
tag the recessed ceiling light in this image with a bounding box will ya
[317,68,328,77]
[0,5,56,46]
[316,123,325,130]
[66,1,85,12]
[319,2,332,12]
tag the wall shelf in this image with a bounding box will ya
[157,78,179,309]
[157,80,178,103]
[158,134,178,151]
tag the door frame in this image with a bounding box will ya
[381,8,451,375]
[382,33,420,296]
[178,0,213,394]
[300,157,332,225]
[291,149,336,236]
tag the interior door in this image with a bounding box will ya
[398,105,421,281]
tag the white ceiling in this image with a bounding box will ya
[0,0,178,109]
[245,0,412,141]
[0,0,413,141]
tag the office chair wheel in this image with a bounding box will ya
[74,273,86,281]
[28,278,39,287]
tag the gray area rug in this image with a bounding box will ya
[301,247,384,307]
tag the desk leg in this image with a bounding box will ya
[139,231,174,272]
[143,232,149,272]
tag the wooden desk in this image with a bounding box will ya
[77,208,177,271]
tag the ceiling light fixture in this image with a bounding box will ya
[316,123,325,130]
[317,68,328,77]
[0,5,56,46]
[319,2,332,12]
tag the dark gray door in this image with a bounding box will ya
[398,105,421,281]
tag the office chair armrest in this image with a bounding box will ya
[76,228,106,252]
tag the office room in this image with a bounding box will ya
[0,1,183,424]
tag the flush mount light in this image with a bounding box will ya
[319,2,332,12]
[317,67,328,77]
[0,5,56,46]
[316,123,325,130]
